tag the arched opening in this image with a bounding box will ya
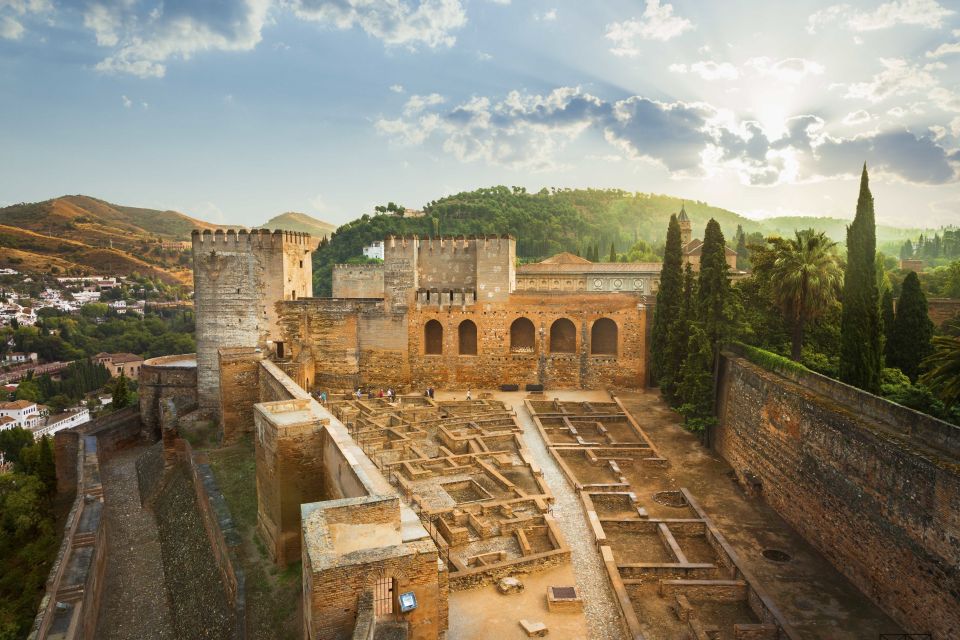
[424,320,443,355]
[458,320,478,355]
[510,317,536,353]
[591,318,618,355]
[549,318,577,353]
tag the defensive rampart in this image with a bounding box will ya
[714,349,960,639]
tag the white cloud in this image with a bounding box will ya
[121,94,132,108]
[0,15,23,39]
[403,93,445,115]
[390,84,405,93]
[669,61,739,81]
[476,50,492,61]
[90,0,271,79]
[927,41,960,57]
[842,109,873,125]
[288,0,467,49]
[375,85,959,185]
[745,57,824,83]
[141,101,149,109]
[951,116,960,137]
[808,0,954,33]
[845,58,937,103]
[310,194,329,212]
[535,9,557,22]
[606,0,693,56]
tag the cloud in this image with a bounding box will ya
[844,58,937,103]
[606,0,693,56]
[375,85,959,185]
[390,84,405,93]
[842,109,873,125]
[475,50,492,61]
[669,61,739,81]
[0,15,23,39]
[121,94,132,108]
[808,0,954,33]
[745,57,824,83]
[535,8,557,22]
[288,0,467,49]
[927,41,960,57]
[89,0,271,78]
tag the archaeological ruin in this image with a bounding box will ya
[27,224,959,640]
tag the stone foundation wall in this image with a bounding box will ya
[139,354,198,438]
[714,352,960,639]
[926,297,960,328]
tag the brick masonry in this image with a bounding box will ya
[139,354,198,439]
[714,352,960,640]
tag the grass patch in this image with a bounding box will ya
[728,341,812,377]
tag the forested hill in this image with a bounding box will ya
[311,186,764,295]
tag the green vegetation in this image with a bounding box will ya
[650,215,683,389]
[13,359,112,409]
[887,272,934,381]
[840,165,882,393]
[112,372,131,409]
[730,341,812,377]
[0,431,59,639]
[920,335,960,407]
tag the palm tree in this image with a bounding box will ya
[769,229,844,361]
[919,334,960,406]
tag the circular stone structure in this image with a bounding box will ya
[138,354,198,435]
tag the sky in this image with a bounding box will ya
[1,0,959,229]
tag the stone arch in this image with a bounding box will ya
[549,318,577,353]
[458,320,478,355]
[510,317,536,353]
[591,318,618,355]
[424,320,443,355]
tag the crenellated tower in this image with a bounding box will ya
[191,228,313,416]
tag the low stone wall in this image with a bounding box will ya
[135,441,166,507]
[714,351,960,639]
[81,406,144,456]
[139,353,198,439]
[28,435,107,640]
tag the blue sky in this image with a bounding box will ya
[1,0,959,229]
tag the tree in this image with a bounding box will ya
[887,271,934,381]
[609,242,616,262]
[20,437,56,494]
[112,372,130,409]
[661,264,696,402]
[675,325,716,432]
[881,288,895,360]
[840,164,882,393]
[768,230,844,361]
[920,335,960,406]
[735,231,750,271]
[697,219,732,349]
[651,215,684,387]
[900,239,914,260]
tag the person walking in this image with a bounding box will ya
[466,388,472,401]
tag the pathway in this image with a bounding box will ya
[95,445,175,640]
[510,392,627,640]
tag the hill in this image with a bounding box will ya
[261,212,337,238]
[762,216,925,248]
[0,195,219,285]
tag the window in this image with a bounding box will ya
[458,320,478,355]
[276,341,284,359]
[549,318,576,353]
[591,318,618,355]
[510,318,535,353]
[425,320,443,355]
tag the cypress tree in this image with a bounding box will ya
[887,271,934,381]
[609,242,617,262]
[676,325,716,432]
[697,219,731,349]
[112,372,130,409]
[651,215,684,387]
[881,288,895,363]
[661,263,695,402]
[840,164,882,392]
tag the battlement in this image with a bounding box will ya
[191,228,313,250]
[385,234,514,251]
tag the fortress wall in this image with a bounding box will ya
[332,264,384,298]
[383,236,419,308]
[139,354,198,438]
[276,299,366,389]
[714,353,960,639]
[475,235,515,302]
[927,297,960,328]
[416,236,477,290]
[218,348,264,444]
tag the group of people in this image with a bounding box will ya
[316,385,476,404]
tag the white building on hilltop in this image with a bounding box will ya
[362,241,384,260]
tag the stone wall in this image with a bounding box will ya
[927,297,960,328]
[714,352,960,639]
[277,293,648,391]
[218,347,264,444]
[332,264,384,299]
[192,229,313,414]
[139,354,198,438]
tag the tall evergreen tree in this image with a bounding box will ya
[675,325,716,432]
[112,372,130,409]
[697,219,731,350]
[887,271,934,381]
[840,164,882,393]
[661,263,695,402]
[609,242,617,262]
[651,215,684,387]
[881,288,895,363]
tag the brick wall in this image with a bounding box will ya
[139,354,198,438]
[714,353,960,639]
[332,264,384,299]
[927,298,960,328]
[218,347,263,444]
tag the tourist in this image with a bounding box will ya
[320,391,327,405]
[466,388,472,401]
[355,388,362,401]
[378,389,384,398]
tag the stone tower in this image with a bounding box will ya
[678,203,692,246]
[191,229,313,416]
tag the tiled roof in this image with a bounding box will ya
[518,262,663,274]
[538,252,592,265]
[683,239,737,256]
[0,400,36,410]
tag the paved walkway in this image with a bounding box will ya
[510,392,628,640]
[95,445,175,640]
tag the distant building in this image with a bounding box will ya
[4,352,38,365]
[0,400,44,430]
[516,252,661,295]
[31,407,90,439]
[677,205,739,273]
[362,241,385,260]
[109,300,127,314]
[900,258,924,272]
[93,352,144,378]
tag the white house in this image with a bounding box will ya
[362,241,385,260]
[0,400,44,431]
[109,300,127,314]
[32,407,90,439]
[4,352,37,365]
